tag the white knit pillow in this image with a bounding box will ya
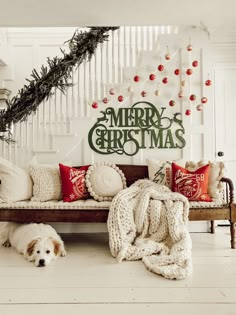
[85,162,126,201]
[29,157,62,202]
[185,160,225,199]
[0,157,33,202]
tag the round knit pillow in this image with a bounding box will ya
[85,162,126,201]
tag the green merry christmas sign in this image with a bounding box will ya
[88,101,186,156]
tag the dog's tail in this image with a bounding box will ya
[0,222,11,246]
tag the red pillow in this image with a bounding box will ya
[172,162,212,201]
[59,164,90,202]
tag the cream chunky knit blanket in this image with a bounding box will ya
[107,179,192,280]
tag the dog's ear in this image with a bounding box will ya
[26,239,38,257]
[52,240,61,256]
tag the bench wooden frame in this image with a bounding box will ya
[0,165,235,248]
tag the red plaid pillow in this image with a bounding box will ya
[59,164,90,202]
[172,162,212,201]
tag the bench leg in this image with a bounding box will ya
[210,220,215,234]
[230,222,235,249]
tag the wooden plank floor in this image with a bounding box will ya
[0,227,236,315]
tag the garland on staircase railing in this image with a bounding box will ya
[0,26,119,143]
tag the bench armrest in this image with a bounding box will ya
[221,177,234,204]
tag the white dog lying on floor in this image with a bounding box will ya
[0,222,66,267]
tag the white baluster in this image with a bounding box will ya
[112,30,116,83]
[54,88,58,134]
[43,99,46,130]
[71,70,75,118]
[84,60,89,117]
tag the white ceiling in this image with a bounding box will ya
[0,0,236,29]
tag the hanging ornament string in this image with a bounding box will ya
[0,27,119,143]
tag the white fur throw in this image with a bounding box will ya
[107,179,192,280]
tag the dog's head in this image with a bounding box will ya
[25,237,63,267]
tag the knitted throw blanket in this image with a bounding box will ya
[107,179,192,280]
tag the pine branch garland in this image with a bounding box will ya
[0,27,119,143]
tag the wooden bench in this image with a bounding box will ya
[0,164,235,248]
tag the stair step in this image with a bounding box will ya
[33,149,58,154]
[51,133,77,137]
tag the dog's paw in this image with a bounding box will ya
[60,248,67,257]
[2,240,11,248]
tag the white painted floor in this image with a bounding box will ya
[0,227,236,315]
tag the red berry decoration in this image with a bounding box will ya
[109,88,115,95]
[128,86,134,93]
[134,75,140,82]
[185,109,191,116]
[149,73,156,81]
[192,60,198,67]
[103,97,109,104]
[205,79,212,86]
[141,91,147,97]
[197,104,203,111]
[201,97,208,104]
[165,53,171,60]
[178,91,184,98]
[169,100,175,106]
[174,69,180,75]
[158,64,164,71]
[92,102,98,109]
[189,94,196,101]
[162,77,168,84]
[187,44,193,51]
[186,68,193,75]
[118,95,124,102]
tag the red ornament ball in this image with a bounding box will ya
[109,88,115,95]
[187,44,193,51]
[197,104,203,111]
[205,79,212,86]
[158,64,164,71]
[162,77,168,84]
[165,53,171,60]
[186,68,193,75]
[178,91,184,98]
[134,75,140,82]
[185,109,191,116]
[118,95,124,102]
[169,100,175,106]
[141,90,147,97]
[103,97,109,104]
[174,69,180,75]
[192,60,198,67]
[189,94,196,101]
[149,73,156,81]
[128,86,134,93]
[201,97,208,104]
[92,102,98,109]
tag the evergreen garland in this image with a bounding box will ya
[0,27,119,143]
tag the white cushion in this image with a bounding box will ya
[189,198,223,208]
[147,159,184,189]
[185,161,225,199]
[0,198,224,210]
[0,198,111,209]
[85,162,126,201]
[29,157,62,202]
[0,157,32,202]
